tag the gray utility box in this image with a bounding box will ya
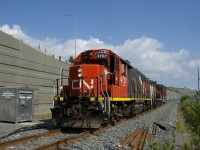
[0,86,34,124]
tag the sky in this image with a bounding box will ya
[0,0,200,89]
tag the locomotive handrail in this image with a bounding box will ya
[55,77,69,98]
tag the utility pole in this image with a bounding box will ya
[198,67,200,91]
[67,13,77,58]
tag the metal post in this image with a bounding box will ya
[67,14,77,58]
[74,15,77,57]
[198,67,199,91]
[60,68,63,86]
[36,29,44,51]
[56,79,59,97]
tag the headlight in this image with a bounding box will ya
[60,86,63,90]
[78,68,83,73]
[90,84,94,89]
[78,73,82,77]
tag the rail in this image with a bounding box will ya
[0,129,62,150]
[34,118,128,150]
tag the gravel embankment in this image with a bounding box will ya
[0,121,84,150]
[0,99,186,150]
[0,91,187,150]
[0,88,192,149]
[67,99,182,150]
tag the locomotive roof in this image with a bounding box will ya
[79,49,135,68]
[75,49,148,81]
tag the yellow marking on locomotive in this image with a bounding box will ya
[110,97,152,101]
[54,96,64,101]
[90,97,95,101]
[110,97,132,101]
[98,97,104,101]
[90,97,152,101]
[60,97,64,101]
[90,97,104,101]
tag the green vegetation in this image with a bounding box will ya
[180,95,200,135]
[150,94,200,150]
[150,141,161,150]
[68,55,74,63]
[179,94,200,149]
[150,140,175,150]
[176,120,189,134]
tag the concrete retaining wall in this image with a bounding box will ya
[0,31,69,117]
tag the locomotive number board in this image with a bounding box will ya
[96,54,108,59]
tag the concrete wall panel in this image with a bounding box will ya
[0,31,70,117]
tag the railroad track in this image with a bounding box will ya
[34,118,128,150]
[0,128,62,150]
[0,107,163,150]
[0,118,128,150]
[34,111,156,150]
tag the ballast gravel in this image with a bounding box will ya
[0,99,186,150]
[67,99,182,150]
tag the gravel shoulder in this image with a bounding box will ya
[0,100,182,150]
[0,88,194,150]
[67,99,182,150]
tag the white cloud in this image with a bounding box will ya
[188,59,200,68]
[115,37,189,78]
[0,24,197,89]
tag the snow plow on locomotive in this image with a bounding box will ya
[51,49,167,128]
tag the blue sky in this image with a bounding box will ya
[0,0,200,89]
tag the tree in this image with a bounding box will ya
[68,55,74,63]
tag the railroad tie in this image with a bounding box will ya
[129,128,144,148]
[138,128,148,150]
[117,130,140,148]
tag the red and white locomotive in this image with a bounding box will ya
[51,49,167,128]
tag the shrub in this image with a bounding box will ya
[180,95,200,148]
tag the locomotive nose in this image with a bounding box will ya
[69,64,105,98]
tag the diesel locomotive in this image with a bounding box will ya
[51,49,167,128]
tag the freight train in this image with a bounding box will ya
[51,49,167,128]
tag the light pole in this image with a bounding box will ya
[67,13,77,57]
[36,29,44,51]
[198,67,199,91]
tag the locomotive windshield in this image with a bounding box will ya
[81,51,108,66]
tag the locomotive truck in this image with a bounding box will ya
[51,49,167,128]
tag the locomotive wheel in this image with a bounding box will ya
[51,107,62,125]
[114,113,120,122]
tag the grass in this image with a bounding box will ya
[176,119,190,134]
[150,141,175,150]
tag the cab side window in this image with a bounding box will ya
[122,63,127,75]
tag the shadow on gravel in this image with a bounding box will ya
[152,122,176,135]
[0,119,58,141]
